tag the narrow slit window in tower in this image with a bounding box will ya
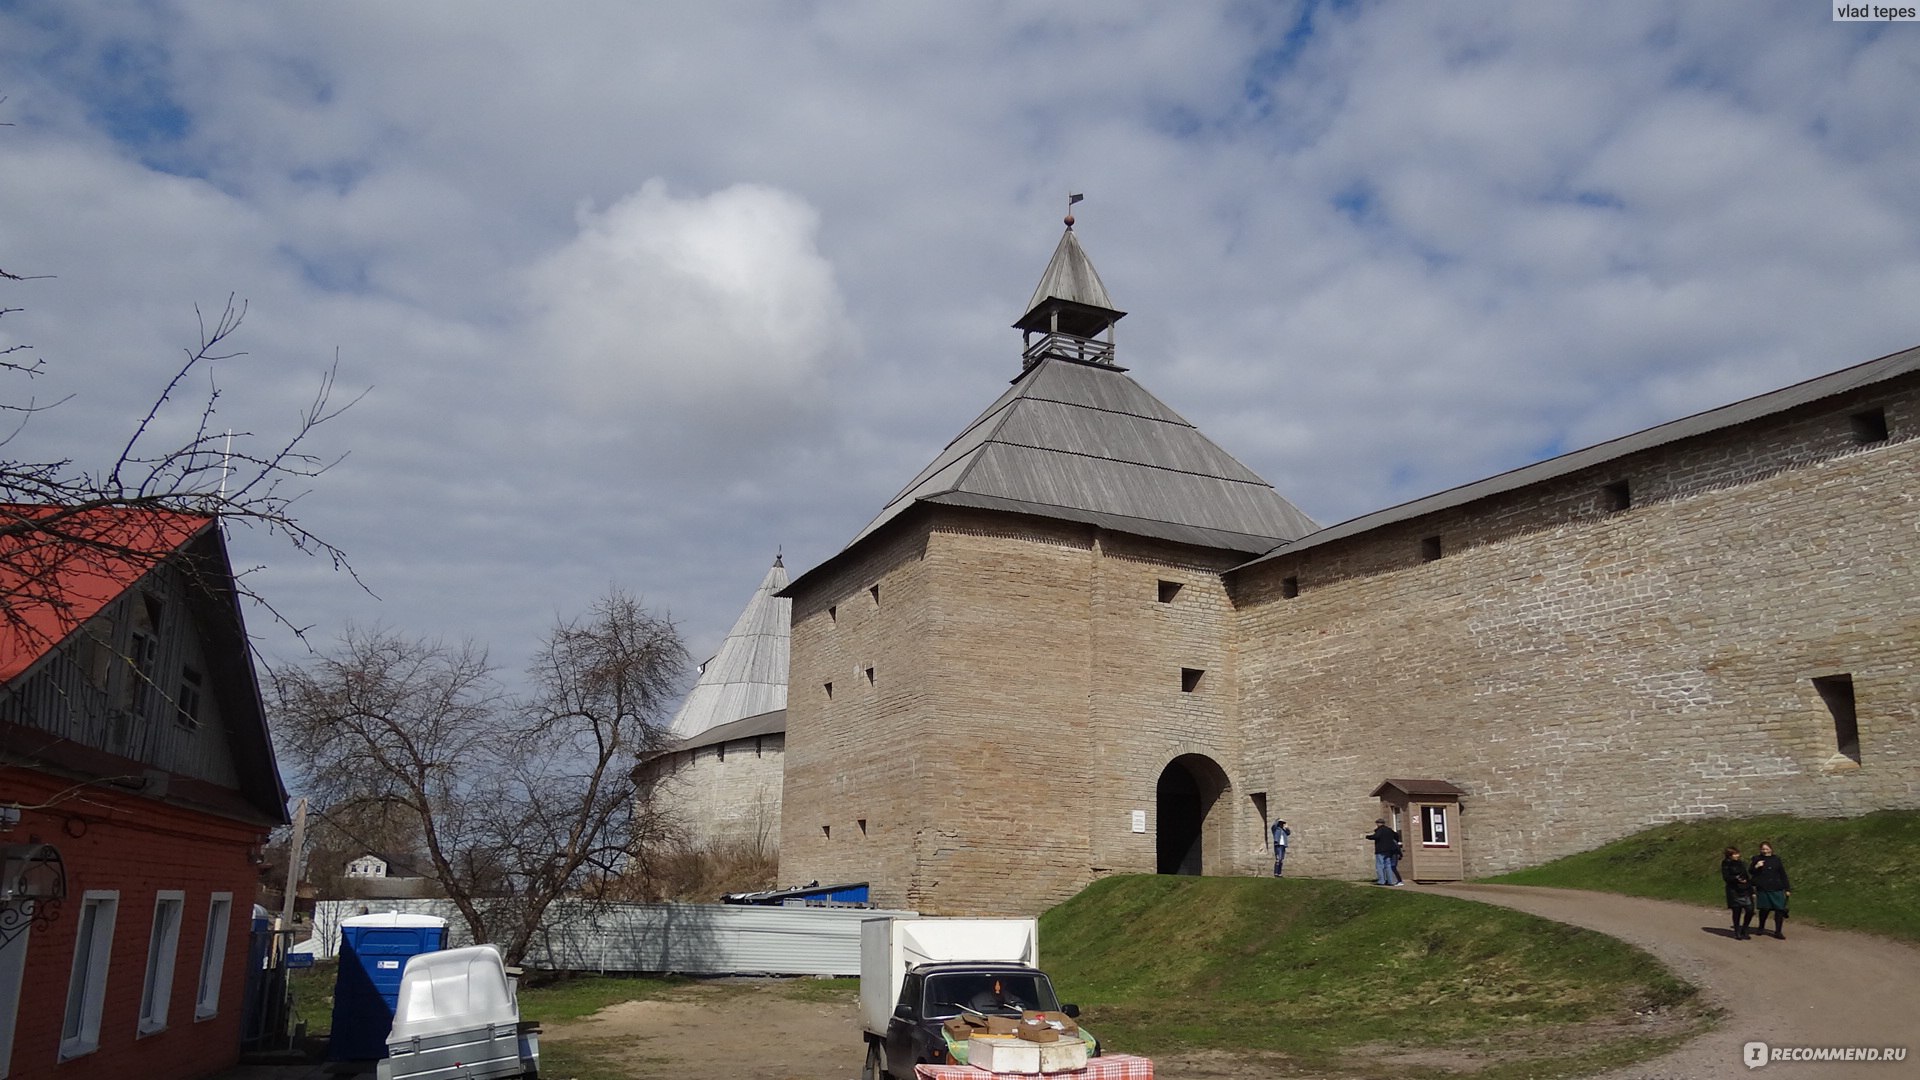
[1813,674,1860,763]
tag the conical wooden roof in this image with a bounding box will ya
[787,227,1318,599]
[846,356,1317,554]
[667,557,790,740]
[1014,226,1127,341]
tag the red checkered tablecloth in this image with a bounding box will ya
[914,1053,1153,1080]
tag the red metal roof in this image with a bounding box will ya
[0,505,213,681]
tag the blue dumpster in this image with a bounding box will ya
[327,912,448,1061]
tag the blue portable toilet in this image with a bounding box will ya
[327,912,448,1061]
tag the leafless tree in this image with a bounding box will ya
[270,590,688,965]
[1,266,359,645]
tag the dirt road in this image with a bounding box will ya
[1418,884,1919,1079]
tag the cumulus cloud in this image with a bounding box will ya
[6,1,1920,682]
[523,181,855,421]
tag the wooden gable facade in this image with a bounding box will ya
[0,508,287,1080]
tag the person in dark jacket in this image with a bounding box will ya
[1721,846,1756,940]
[1367,820,1404,886]
[1749,841,1792,938]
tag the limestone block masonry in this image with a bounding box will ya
[782,508,1255,913]
[781,366,1920,915]
[649,734,785,853]
[1233,384,1919,882]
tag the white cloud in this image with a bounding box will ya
[4,0,1920,685]
[523,181,854,422]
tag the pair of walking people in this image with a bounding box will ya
[1721,842,1791,940]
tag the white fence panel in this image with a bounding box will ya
[309,899,916,976]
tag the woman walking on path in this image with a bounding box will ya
[1721,845,1756,940]
[1749,841,1792,938]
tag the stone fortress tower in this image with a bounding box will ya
[637,555,790,854]
[778,216,1920,916]
[780,217,1321,913]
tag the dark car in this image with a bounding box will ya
[867,961,1094,1079]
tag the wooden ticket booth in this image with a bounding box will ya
[1370,778,1466,883]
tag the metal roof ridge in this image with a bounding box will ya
[978,436,1286,488]
[1021,359,1197,426]
[1013,388,1199,428]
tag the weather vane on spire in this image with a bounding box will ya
[1065,192,1084,229]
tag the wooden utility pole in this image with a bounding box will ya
[279,797,308,938]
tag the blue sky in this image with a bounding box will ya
[2,1,1916,703]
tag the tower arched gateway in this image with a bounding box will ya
[1156,754,1232,875]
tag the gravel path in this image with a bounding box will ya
[1416,883,1919,1079]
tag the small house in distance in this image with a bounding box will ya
[339,853,440,900]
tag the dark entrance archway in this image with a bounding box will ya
[1156,754,1231,875]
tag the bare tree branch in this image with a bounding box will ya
[270,593,689,965]
[1,271,366,651]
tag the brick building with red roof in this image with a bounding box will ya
[0,506,287,1080]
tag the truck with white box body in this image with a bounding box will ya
[860,917,1098,1079]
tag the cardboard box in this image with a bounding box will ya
[969,1034,1089,1074]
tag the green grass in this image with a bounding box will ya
[774,975,859,1003]
[287,960,337,1036]
[284,962,685,1034]
[1041,875,1708,1079]
[1486,810,1920,943]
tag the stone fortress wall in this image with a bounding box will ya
[1231,378,1920,883]
[780,365,1919,914]
[646,732,786,853]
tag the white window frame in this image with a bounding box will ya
[194,893,233,1020]
[138,890,186,1035]
[1421,805,1450,847]
[60,890,120,1060]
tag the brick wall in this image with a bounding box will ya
[4,768,265,1080]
